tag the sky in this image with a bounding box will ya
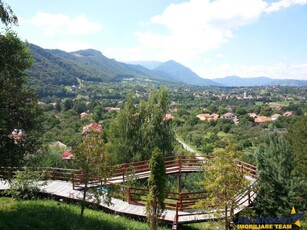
[4,0,307,80]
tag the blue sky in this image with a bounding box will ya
[4,0,307,80]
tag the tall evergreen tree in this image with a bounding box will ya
[145,148,166,230]
[287,115,307,177]
[0,3,41,168]
[254,130,302,216]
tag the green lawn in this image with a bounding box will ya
[0,197,168,230]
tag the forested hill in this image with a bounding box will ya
[26,44,176,97]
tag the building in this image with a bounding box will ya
[62,149,74,160]
[82,123,103,136]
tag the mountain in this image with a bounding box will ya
[212,76,307,87]
[153,60,220,86]
[212,76,273,87]
[126,61,163,70]
[27,44,177,97]
[267,79,307,86]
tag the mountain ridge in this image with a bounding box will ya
[26,44,307,98]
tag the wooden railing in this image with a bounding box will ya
[0,156,257,228]
[0,166,79,181]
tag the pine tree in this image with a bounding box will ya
[254,130,299,216]
[287,115,307,177]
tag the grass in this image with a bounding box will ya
[0,197,168,230]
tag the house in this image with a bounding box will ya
[197,113,219,121]
[254,116,272,123]
[104,107,121,112]
[163,114,173,121]
[197,114,212,121]
[248,113,258,119]
[211,113,220,120]
[80,112,89,119]
[62,149,74,160]
[283,111,293,117]
[271,114,281,121]
[50,141,67,148]
[221,112,235,120]
[82,123,103,136]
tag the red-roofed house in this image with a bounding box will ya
[197,113,219,121]
[62,149,74,160]
[283,111,293,117]
[254,116,272,123]
[82,123,103,136]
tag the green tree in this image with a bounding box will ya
[287,116,307,177]
[254,130,302,216]
[63,98,73,111]
[107,88,174,164]
[197,144,248,230]
[0,26,42,166]
[0,0,18,26]
[145,148,166,230]
[74,132,110,219]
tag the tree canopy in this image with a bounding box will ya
[0,0,18,26]
[106,87,174,164]
[145,148,166,230]
[0,3,41,167]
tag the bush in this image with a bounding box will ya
[5,167,46,200]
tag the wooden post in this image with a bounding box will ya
[179,193,182,211]
[248,186,251,204]
[178,158,182,193]
[176,202,179,228]
[72,173,75,190]
[128,187,131,203]
[122,163,126,183]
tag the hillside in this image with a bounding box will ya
[26,44,307,98]
[153,60,220,86]
[27,44,176,97]
[212,76,307,87]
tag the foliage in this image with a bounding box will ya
[28,145,72,168]
[4,167,46,200]
[0,197,169,230]
[107,87,174,164]
[286,115,307,177]
[0,30,42,167]
[254,130,305,216]
[196,144,248,230]
[145,148,166,230]
[0,0,18,26]
[74,132,111,219]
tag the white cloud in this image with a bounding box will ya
[56,41,93,52]
[26,12,102,36]
[265,0,307,13]
[135,0,268,62]
[132,0,307,63]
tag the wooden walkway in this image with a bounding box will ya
[0,156,258,228]
[0,176,256,224]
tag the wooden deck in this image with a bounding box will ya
[0,176,256,224]
[0,156,258,229]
